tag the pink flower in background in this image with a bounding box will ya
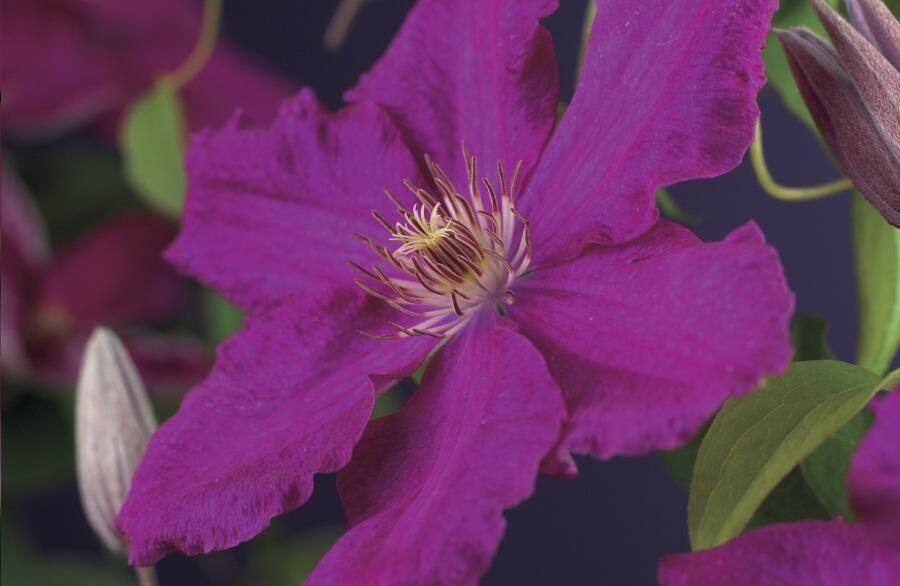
[659,390,900,585]
[1,0,296,138]
[119,0,792,582]
[0,165,210,390]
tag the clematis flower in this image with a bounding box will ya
[119,0,793,582]
[1,0,295,138]
[658,389,900,585]
[777,0,900,226]
[0,165,210,389]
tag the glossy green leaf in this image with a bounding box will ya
[120,76,187,220]
[660,423,831,531]
[800,407,873,520]
[853,194,900,375]
[790,314,834,361]
[688,360,881,550]
[764,0,840,131]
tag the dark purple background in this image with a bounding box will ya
[14,1,865,585]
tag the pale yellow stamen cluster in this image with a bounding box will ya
[352,144,532,340]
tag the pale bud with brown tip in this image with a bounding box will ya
[75,327,157,555]
[777,0,900,226]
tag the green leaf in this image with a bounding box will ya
[688,360,881,550]
[746,467,830,529]
[764,0,840,131]
[120,76,187,220]
[656,189,700,225]
[790,314,834,361]
[204,289,245,347]
[800,407,874,520]
[853,194,900,375]
[660,423,831,531]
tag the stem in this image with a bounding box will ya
[323,0,368,51]
[135,566,159,586]
[751,120,853,202]
[881,368,900,392]
[575,1,597,81]
[171,0,223,89]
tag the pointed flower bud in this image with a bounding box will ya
[75,327,157,554]
[777,0,900,226]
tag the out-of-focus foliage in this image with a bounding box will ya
[853,194,900,375]
[120,78,187,220]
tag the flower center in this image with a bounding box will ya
[353,144,532,339]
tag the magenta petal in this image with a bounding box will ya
[308,316,565,585]
[520,0,777,264]
[118,288,435,565]
[510,221,793,461]
[346,0,559,188]
[39,213,181,330]
[167,91,421,314]
[849,390,900,551]
[658,521,891,586]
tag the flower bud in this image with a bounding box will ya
[75,327,157,554]
[777,0,900,226]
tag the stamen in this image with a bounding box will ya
[354,144,533,339]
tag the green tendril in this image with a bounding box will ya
[751,120,853,202]
[171,0,223,89]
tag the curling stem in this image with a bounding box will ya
[171,0,222,89]
[751,120,853,202]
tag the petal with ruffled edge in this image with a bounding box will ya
[346,0,559,189]
[658,521,891,586]
[166,91,422,315]
[520,0,777,265]
[849,390,900,552]
[117,288,436,565]
[307,316,565,585]
[509,221,793,472]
